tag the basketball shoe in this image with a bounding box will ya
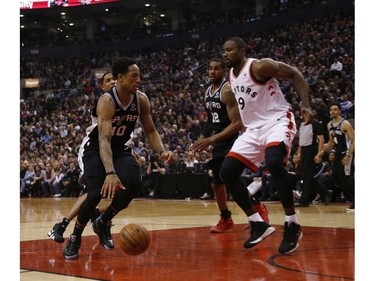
[252,197,270,224]
[63,234,81,260]
[47,222,66,243]
[243,221,275,249]
[278,222,303,254]
[210,216,234,233]
[91,215,114,249]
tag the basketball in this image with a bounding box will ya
[118,223,151,255]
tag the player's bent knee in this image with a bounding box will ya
[219,157,242,183]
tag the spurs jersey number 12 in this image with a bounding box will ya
[229,58,290,129]
[203,79,238,145]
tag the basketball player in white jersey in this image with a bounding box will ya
[191,58,269,234]
[220,37,310,254]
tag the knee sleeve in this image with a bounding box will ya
[220,156,254,212]
[265,143,294,209]
[265,143,287,177]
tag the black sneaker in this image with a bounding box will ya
[63,234,81,260]
[91,216,114,249]
[47,223,66,243]
[278,222,303,254]
[243,221,276,249]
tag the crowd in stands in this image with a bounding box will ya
[20,10,354,201]
[21,0,337,48]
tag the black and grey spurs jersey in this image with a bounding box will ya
[329,118,352,155]
[81,87,141,153]
[203,79,238,144]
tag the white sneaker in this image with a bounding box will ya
[346,206,355,213]
[53,194,61,197]
[293,190,302,199]
[200,193,211,200]
[247,179,262,196]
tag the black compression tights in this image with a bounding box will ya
[265,143,295,214]
[220,143,295,215]
[219,157,252,213]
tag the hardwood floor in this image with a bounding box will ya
[20,197,355,281]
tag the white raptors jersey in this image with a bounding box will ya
[229,58,290,130]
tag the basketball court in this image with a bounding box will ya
[20,198,355,280]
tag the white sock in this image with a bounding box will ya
[285,214,299,225]
[248,212,263,222]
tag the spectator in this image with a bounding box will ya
[145,153,166,198]
[41,162,56,197]
[20,163,36,197]
[340,93,354,119]
[137,156,148,197]
[184,151,198,173]
[20,160,29,180]
[330,57,343,77]
[29,164,45,197]
[316,150,338,201]
[61,161,81,197]
[310,161,332,204]
[134,141,145,155]
[52,167,65,197]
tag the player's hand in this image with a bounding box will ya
[101,173,125,199]
[191,138,211,153]
[161,151,173,164]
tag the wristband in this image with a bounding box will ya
[106,171,116,175]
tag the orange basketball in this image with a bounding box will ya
[118,223,150,255]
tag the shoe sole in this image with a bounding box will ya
[102,243,114,250]
[47,230,64,243]
[64,254,78,260]
[244,226,276,248]
[279,232,303,254]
